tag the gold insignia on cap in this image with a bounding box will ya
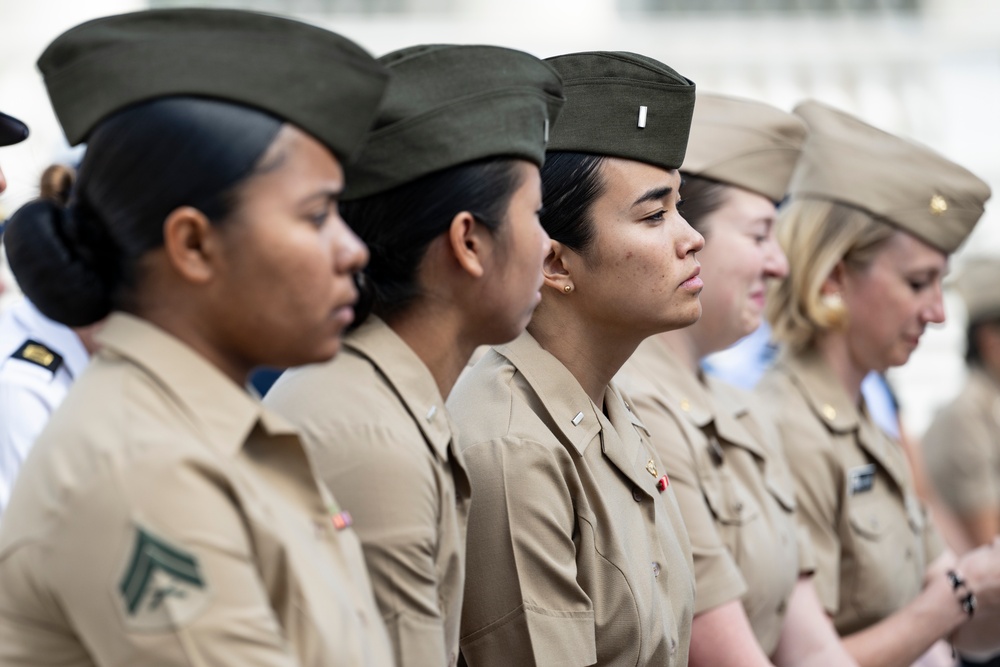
[23,344,55,367]
[929,194,948,216]
[822,404,837,420]
[646,459,658,477]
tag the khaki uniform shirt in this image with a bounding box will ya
[923,368,1000,517]
[757,348,944,636]
[265,316,470,667]
[616,339,811,655]
[447,332,695,667]
[0,313,392,667]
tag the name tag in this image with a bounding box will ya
[848,464,877,495]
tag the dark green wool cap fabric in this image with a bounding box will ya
[37,8,390,162]
[544,51,695,171]
[0,111,28,146]
[343,44,565,200]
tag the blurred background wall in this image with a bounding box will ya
[1,0,998,436]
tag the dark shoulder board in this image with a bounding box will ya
[11,339,64,374]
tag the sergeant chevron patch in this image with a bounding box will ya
[117,526,209,629]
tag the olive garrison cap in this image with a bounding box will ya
[681,93,807,203]
[953,256,1000,324]
[790,100,991,255]
[0,111,28,147]
[544,51,696,171]
[37,8,390,161]
[343,44,565,200]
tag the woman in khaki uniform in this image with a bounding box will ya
[758,100,1000,666]
[924,257,1000,550]
[0,9,395,666]
[265,45,564,667]
[447,51,700,666]
[617,93,855,667]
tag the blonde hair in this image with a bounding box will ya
[767,198,894,350]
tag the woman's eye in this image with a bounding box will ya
[645,210,666,223]
[908,280,929,292]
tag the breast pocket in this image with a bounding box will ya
[697,438,761,527]
[845,494,919,621]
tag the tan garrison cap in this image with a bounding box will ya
[954,256,1000,324]
[790,100,991,254]
[544,51,695,171]
[681,93,807,203]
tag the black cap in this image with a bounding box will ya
[37,8,390,162]
[0,111,28,147]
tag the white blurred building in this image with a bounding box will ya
[1,0,998,435]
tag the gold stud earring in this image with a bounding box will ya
[564,284,573,293]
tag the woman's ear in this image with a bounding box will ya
[821,260,847,296]
[448,210,486,279]
[161,206,217,284]
[543,240,574,293]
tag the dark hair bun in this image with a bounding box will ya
[5,199,114,326]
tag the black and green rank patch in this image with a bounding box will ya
[117,527,210,630]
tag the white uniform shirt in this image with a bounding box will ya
[0,299,89,514]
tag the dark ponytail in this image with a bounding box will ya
[4,96,283,326]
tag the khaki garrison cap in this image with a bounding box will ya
[0,111,28,146]
[37,8,389,161]
[344,44,565,200]
[682,93,807,203]
[790,100,991,255]
[953,256,1000,324]
[544,51,696,171]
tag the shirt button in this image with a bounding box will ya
[670,638,677,654]
[652,562,661,578]
[632,487,643,502]
[733,501,744,513]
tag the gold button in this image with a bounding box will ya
[680,399,691,412]
[929,194,948,215]
[822,404,837,420]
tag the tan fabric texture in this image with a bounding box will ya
[757,348,944,636]
[789,100,990,255]
[0,313,392,666]
[447,332,695,667]
[681,93,807,203]
[923,368,1000,515]
[265,316,469,667]
[617,339,807,655]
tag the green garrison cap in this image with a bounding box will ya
[682,93,807,203]
[343,44,565,200]
[0,111,28,146]
[37,8,390,161]
[543,51,695,171]
[790,100,991,255]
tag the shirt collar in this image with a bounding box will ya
[495,331,602,457]
[778,347,860,434]
[344,316,452,461]
[95,313,289,456]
